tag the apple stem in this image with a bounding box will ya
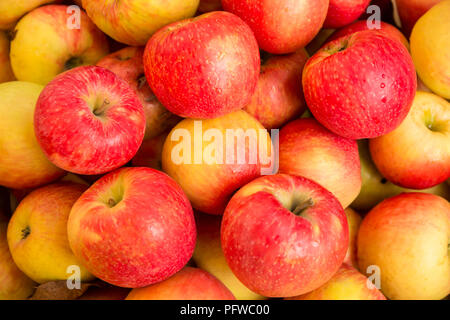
[292,198,314,216]
[93,99,110,117]
[107,198,117,208]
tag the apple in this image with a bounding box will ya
[7,182,94,283]
[221,174,349,297]
[370,91,450,189]
[126,267,235,300]
[303,30,417,139]
[396,0,442,36]
[162,110,273,215]
[288,264,386,300]
[353,139,450,211]
[34,65,146,175]
[324,0,371,28]
[244,49,309,130]
[82,0,199,46]
[222,0,329,54]
[10,5,109,85]
[279,118,361,209]
[79,285,130,300]
[193,212,265,300]
[0,0,57,30]
[410,0,450,99]
[144,11,260,119]
[306,28,336,55]
[96,47,179,140]
[327,20,409,49]
[343,208,362,268]
[198,0,222,12]
[0,221,36,300]
[358,193,450,300]
[132,131,170,171]
[0,31,14,83]
[0,81,64,189]
[67,167,196,288]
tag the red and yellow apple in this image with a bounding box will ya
[221,174,349,297]
[324,0,371,28]
[67,167,196,288]
[244,50,309,130]
[0,81,64,189]
[10,5,109,85]
[0,0,57,30]
[358,193,450,300]
[279,118,361,208]
[144,11,260,119]
[34,66,146,175]
[222,0,329,54]
[0,31,14,83]
[303,30,417,139]
[7,182,94,283]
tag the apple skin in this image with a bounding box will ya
[10,5,109,85]
[410,0,450,99]
[7,182,94,284]
[324,0,371,29]
[34,65,146,175]
[0,31,14,83]
[144,11,260,119]
[327,20,409,49]
[198,0,222,12]
[132,131,170,171]
[162,110,272,215]
[193,212,266,300]
[352,139,450,211]
[67,167,196,288]
[0,0,58,30]
[358,193,450,300]
[244,50,309,130]
[126,267,235,300]
[0,221,36,300]
[96,47,179,140]
[370,91,450,189]
[82,0,199,46]
[221,0,329,54]
[303,30,417,139]
[279,118,361,209]
[396,0,442,36]
[343,208,362,269]
[288,264,386,300]
[221,174,349,297]
[0,82,64,189]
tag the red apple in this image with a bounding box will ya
[67,167,196,288]
[96,47,179,140]
[222,0,329,54]
[327,20,409,49]
[126,267,235,300]
[144,11,260,119]
[279,118,361,208]
[34,66,146,175]
[324,0,371,28]
[395,0,442,36]
[221,174,349,297]
[244,50,309,130]
[303,30,417,139]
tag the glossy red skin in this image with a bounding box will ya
[244,50,309,130]
[222,0,329,54]
[126,267,235,300]
[96,47,179,140]
[35,66,145,175]
[279,118,361,208]
[221,174,349,297]
[324,0,371,28]
[67,167,196,288]
[144,11,260,119]
[327,20,409,49]
[303,31,417,139]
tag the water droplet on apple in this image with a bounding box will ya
[380,83,385,88]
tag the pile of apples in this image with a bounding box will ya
[0,0,449,301]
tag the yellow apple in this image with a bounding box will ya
[0,0,56,30]
[410,0,450,99]
[0,81,64,189]
[0,31,14,83]
[343,208,362,269]
[193,212,266,300]
[7,182,94,284]
[10,4,109,85]
[82,0,199,46]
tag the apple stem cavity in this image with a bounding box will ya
[93,98,111,117]
[64,57,83,71]
[21,226,31,240]
[292,198,315,216]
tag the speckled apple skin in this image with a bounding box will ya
[324,0,371,29]
[221,174,349,297]
[303,31,417,139]
[34,66,146,175]
[144,11,260,119]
